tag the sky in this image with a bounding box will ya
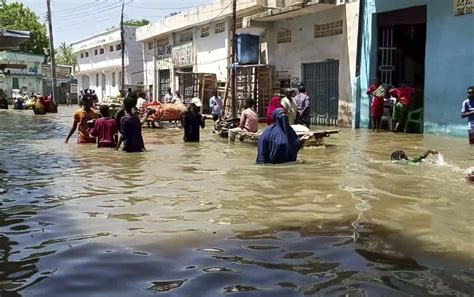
[14,0,214,46]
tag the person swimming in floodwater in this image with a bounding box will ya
[391,149,438,163]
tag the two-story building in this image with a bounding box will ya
[72,26,144,100]
[136,0,267,101]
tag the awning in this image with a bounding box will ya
[0,29,30,50]
[247,0,336,23]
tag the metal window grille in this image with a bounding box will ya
[215,22,225,34]
[109,45,114,52]
[94,49,98,55]
[80,53,83,58]
[277,30,291,43]
[179,31,193,43]
[116,44,122,50]
[99,48,104,54]
[314,20,344,38]
[85,52,89,57]
[157,38,169,47]
[236,17,243,29]
[201,26,210,38]
[148,42,154,50]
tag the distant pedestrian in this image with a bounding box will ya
[172,90,182,104]
[116,97,146,152]
[65,94,99,144]
[88,105,118,148]
[294,84,311,128]
[136,92,147,115]
[163,87,173,103]
[125,88,132,98]
[461,86,474,144]
[181,98,206,142]
[209,89,222,121]
[65,92,71,106]
[266,95,283,125]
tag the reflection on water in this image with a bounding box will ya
[0,108,473,296]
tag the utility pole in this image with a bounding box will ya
[230,0,237,118]
[46,0,57,106]
[120,0,125,91]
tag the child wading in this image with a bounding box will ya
[181,98,206,142]
[88,105,118,148]
[65,94,99,144]
[116,97,146,152]
[367,76,385,132]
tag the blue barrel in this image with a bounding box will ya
[236,34,260,65]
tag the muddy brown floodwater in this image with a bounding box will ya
[0,107,473,296]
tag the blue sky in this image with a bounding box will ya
[14,0,213,46]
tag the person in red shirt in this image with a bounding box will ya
[88,105,118,148]
[367,76,385,132]
[388,84,416,132]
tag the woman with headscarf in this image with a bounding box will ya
[266,95,283,125]
[257,108,311,164]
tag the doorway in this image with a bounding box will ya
[302,60,339,126]
[377,6,426,132]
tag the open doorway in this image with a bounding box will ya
[377,5,426,133]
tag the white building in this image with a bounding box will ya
[136,0,267,101]
[72,26,144,100]
[248,0,360,126]
[137,0,359,126]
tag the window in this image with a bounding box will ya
[215,22,225,34]
[116,44,122,50]
[148,42,154,50]
[96,73,99,86]
[80,53,84,58]
[179,31,193,43]
[110,45,114,52]
[314,20,343,38]
[99,48,104,54]
[85,51,89,57]
[157,37,169,47]
[94,49,98,55]
[112,72,116,87]
[236,17,243,29]
[277,30,291,44]
[201,26,210,38]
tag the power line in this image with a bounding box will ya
[41,0,111,17]
[51,1,125,20]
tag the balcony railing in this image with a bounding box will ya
[156,45,172,59]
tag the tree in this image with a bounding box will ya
[56,42,76,66]
[124,18,150,27]
[0,2,49,57]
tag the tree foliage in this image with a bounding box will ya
[56,42,76,66]
[0,1,49,57]
[124,18,150,27]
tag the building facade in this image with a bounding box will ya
[354,0,474,136]
[0,51,43,97]
[248,0,359,126]
[136,0,267,101]
[72,26,144,101]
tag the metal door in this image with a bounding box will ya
[378,27,396,85]
[302,61,339,126]
[158,69,170,100]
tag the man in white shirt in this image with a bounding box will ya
[163,88,173,103]
[136,92,147,115]
[209,90,223,121]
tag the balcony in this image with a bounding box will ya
[171,42,194,66]
[156,45,172,59]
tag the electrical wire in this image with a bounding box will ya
[50,1,126,20]
[41,0,111,17]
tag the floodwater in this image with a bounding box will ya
[0,106,473,297]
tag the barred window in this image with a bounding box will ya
[99,48,104,54]
[157,37,169,47]
[116,44,122,50]
[85,52,89,57]
[201,26,210,38]
[148,42,154,50]
[94,49,98,55]
[277,30,291,44]
[215,22,225,34]
[80,53,83,58]
[109,45,114,52]
[179,31,193,43]
[236,17,243,29]
[314,20,343,38]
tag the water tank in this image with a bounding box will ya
[236,34,260,65]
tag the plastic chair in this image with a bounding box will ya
[404,108,423,133]
[381,102,395,131]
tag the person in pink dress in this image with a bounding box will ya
[88,105,118,148]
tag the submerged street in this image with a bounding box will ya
[0,107,473,296]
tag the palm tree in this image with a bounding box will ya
[55,42,76,66]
